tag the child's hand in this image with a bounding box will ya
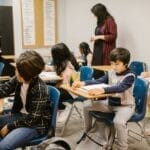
[140,72,150,78]
[72,81,85,89]
[88,88,105,96]
[0,125,9,137]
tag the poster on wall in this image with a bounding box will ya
[21,0,35,45]
[21,0,57,48]
[43,0,56,46]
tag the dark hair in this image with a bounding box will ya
[109,48,130,65]
[91,3,113,26]
[16,50,45,81]
[51,43,79,75]
[79,42,92,57]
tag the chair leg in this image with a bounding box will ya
[128,121,145,141]
[60,105,74,136]
[74,103,83,118]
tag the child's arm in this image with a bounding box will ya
[85,73,108,85]
[0,77,16,98]
[104,75,135,94]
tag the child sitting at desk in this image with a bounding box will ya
[0,50,51,149]
[78,42,92,66]
[73,48,136,150]
[45,43,79,123]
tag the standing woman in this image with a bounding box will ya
[91,3,117,78]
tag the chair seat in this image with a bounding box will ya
[90,110,146,125]
[90,111,114,126]
[129,112,145,122]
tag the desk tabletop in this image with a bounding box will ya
[0,99,4,113]
[1,55,15,61]
[92,65,112,72]
[39,71,62,82]
[0,76,11,81]
[61,84,112,99]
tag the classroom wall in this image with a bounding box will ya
[59,0,150,69]
[12,0,150,68]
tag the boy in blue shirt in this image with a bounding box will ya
[73,48,135,150]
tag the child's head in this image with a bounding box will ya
[109,48,130,73]
[16,50,45,82]
[79,42,91,56]
[51,42,72,64]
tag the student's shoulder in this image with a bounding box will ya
[126,69,136,77]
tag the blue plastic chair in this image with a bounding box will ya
[129,61,146,76]
[21,85,60,147]
[89,77,149,145]
[79,66,94,81]
[0,62,5,75]
[60,66,94,135]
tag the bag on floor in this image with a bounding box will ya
[31,137,71,150]
[75,121,115,150]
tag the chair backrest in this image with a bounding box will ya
[79,66,93,81]
[0,62,5,75]
[129,61,146,76]
[131,77,149,121]
[48,85,60,131]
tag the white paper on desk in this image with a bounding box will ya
[39,71,57,77]
[81,83,109,91]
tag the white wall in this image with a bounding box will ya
[12,0,150,68]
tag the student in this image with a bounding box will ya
[73,48,136,150]
[46,43,79,123]
[0,50,51,149]
[90,3,117,79]
[78,42,92,66]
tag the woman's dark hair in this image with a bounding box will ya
[91,3,113,26]
[109,47,130,65]
[16,50,45,81]
[51,43,79,75]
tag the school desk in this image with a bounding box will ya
[60,84,113,99]
[91,65,112,72]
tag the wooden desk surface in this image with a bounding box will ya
[0,76,11,81]
[61,84,113,99]
[92,65,112,72]
[0,99,4,113]
[0,99,4,105]
[1,55,15,61]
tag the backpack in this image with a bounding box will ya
[31,137,71,150]
[75,121,115,150]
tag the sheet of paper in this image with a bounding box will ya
[81,83,109,91]
[39,71,57,78]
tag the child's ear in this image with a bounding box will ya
[125,64,128,68]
